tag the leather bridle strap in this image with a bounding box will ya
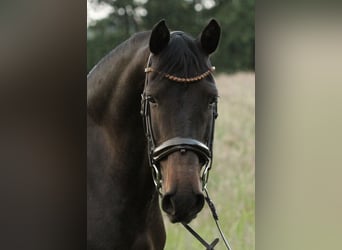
[152,137,211,163]
[181,223,219,250]
[182,188,233,250]
[204,188,233,250]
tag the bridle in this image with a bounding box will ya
[141,53,232,250]
[141,54,217,194]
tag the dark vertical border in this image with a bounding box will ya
[0,1,87,249]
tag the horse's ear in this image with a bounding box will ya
[149,20,170,54]
[199,19,221,55]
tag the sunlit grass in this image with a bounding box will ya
[163,72,255,250]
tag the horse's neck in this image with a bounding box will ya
[87,31,150,124]
[87,32,154,196]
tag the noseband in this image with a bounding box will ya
[140,54,217,194]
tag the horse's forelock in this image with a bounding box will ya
[153,33,209,79]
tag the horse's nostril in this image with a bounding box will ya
[162,193,176,215]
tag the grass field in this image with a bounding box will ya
[163,72,255,250]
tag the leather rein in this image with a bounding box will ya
[141,54,232,250]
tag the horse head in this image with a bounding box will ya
[142,19,221,224]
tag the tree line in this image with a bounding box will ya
[87,0,254,73]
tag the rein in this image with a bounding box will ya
[141,54,232,250]
[182,188,232,250]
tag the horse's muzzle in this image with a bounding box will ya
[159,149,205,223]
[161,190,205,223]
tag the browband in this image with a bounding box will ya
[145,66,215,83]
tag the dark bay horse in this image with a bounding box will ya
[87,19,221,250]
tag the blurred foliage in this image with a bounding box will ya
[87,0,254,73]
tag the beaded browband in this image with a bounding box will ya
[144,66,215,83]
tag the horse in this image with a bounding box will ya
[87,19,221,250]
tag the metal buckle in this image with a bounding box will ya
[151,163,162,195]
[201,159,212,190]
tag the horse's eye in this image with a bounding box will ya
[147,95,157,104]
[209,96,218,105]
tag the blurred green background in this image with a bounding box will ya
[87,0,254,73]
[87,1,254,249]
